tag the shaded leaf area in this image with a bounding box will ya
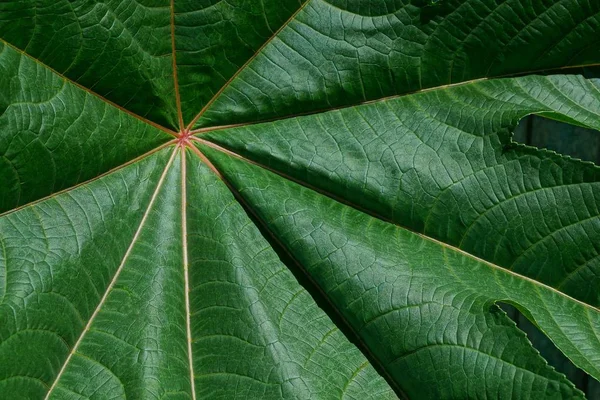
[194,0,600,128]
[202,146,600,399]
[174,0,308,124]
[0,41,172,213]
[185,151,395,399]
[204,74,600,306]
[0,0,177,128]
[0,148,173,398]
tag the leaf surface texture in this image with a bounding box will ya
[1,1,599,398]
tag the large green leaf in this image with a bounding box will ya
[173,0,309,124]
[1,0,600,399]
[202,145,600,398]
[189,0,600,128]
[203,74,600,306]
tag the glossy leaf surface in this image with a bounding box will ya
[1,0,599,399]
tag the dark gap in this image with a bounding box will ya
[506,115,599,398]
[420,0,453,24]
[499,303,600,397]
[525,113,534,146]
[501,65,600,82]
[514,115,600,163]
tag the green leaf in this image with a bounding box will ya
[0,0,179,128]
[1,1,600,398]
[203,74,600,306]
[0,148,174,398]
[174,0,309,124]
[184,151,394,399]
[201,144,600,398]
[190,0,600,128]
[0,41,173,213]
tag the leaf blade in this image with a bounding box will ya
[0,41,174,213]
[184,149,398,399]
[0,1,178,128]
[204,74,600,306]
[201,145,600,397]
[193,0,600,128]
[174,0,309,126]
[0,147,175,397]
[46,149,193,399]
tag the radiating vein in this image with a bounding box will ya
[0,140,177,219]
[44,147,178,399]
[199,73,600,306]
[182,148,400,399]
[180,147,196,399]
[185,0,313,129]
[195,139,600,316]
[199,146,600,395]
[191,0,600,129]
[171,0,184,130]
[186,142,407,398]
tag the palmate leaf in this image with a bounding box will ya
[0,0,599,399]
[203,74,600,306]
